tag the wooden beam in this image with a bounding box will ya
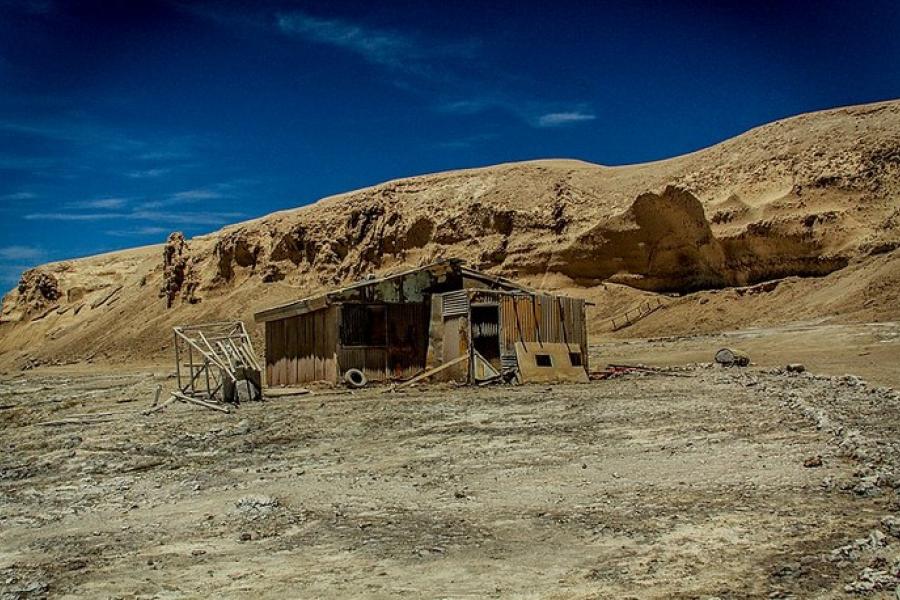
[393,355,468,390]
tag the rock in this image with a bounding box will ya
[715,347,750,367]
[159,232,199,307]
[843,561,900,594]
[853,476,881,497]
[786,363,806,373]
[803,455,823,468]
[230,420,251,436]
[841,374,866,387]
[239,532,252,542]
[235,495,279,515]
[260,264,285,283]
[234,379,259,403]
[882,515,900,538]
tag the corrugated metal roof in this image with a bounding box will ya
[254,259,534,323]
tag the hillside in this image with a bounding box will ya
[2,99,899,369]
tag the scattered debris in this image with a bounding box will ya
[608,296,667,331]
[882,516,900,538]
[843,560,900,594]
[263,387,312,398]
[394,355,468,389]
[590,364,688,380]
[37,412,116,426]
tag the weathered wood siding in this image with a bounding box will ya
[264,306,338,386]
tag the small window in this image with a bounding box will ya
[569,352,583,367]
[535,354,552,367]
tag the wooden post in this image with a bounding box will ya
[187,341,194,395]
[174,330,182,391]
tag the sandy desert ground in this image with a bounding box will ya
[2,327,900,599]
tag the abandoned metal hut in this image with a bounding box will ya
[252,259,589,386]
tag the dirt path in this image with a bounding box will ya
[2,363,899,598]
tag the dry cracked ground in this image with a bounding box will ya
[2,353,900,598]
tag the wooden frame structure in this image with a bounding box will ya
[173,321,262,406]
[253,260,590,387]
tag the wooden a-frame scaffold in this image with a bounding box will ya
[148,321,263,414]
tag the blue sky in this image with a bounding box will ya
[1,0,899,288]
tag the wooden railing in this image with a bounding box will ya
[608,297,665,331]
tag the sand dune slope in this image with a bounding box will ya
[2,100,899,368]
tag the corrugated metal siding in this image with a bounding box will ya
[335,302,429,382]
[386,303,428,379]
[499,293,588,371]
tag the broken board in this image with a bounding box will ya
[514,342,589,384]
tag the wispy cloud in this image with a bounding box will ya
[66,197,129,210]
[436,133,499,149]
[126,167,171,179]
[437,99,493,115]
[0,245,45,261]
[105,226,170,238]
[0,191,37,201]
[129,210,243,226]
[277,12,421,69]
[24,210,242,226]
[24,212,125,221]
[0,245,46,288]
[195,7,593,130]
[0,117,204,180]
[439,97,598,129]
[172,189,224,200]
[136,187,227,210]
[536,111,597,128]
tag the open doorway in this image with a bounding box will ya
[471,304,501,370]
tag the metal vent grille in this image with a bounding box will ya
[441,291,469,317]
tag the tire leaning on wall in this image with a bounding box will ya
[343,368,368,388]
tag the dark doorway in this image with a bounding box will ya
[471,304,501,369]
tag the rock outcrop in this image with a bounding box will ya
[2,99,899,366]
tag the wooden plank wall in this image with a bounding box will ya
[264,306,338,386]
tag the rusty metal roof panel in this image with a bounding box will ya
[254,259,559,323]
